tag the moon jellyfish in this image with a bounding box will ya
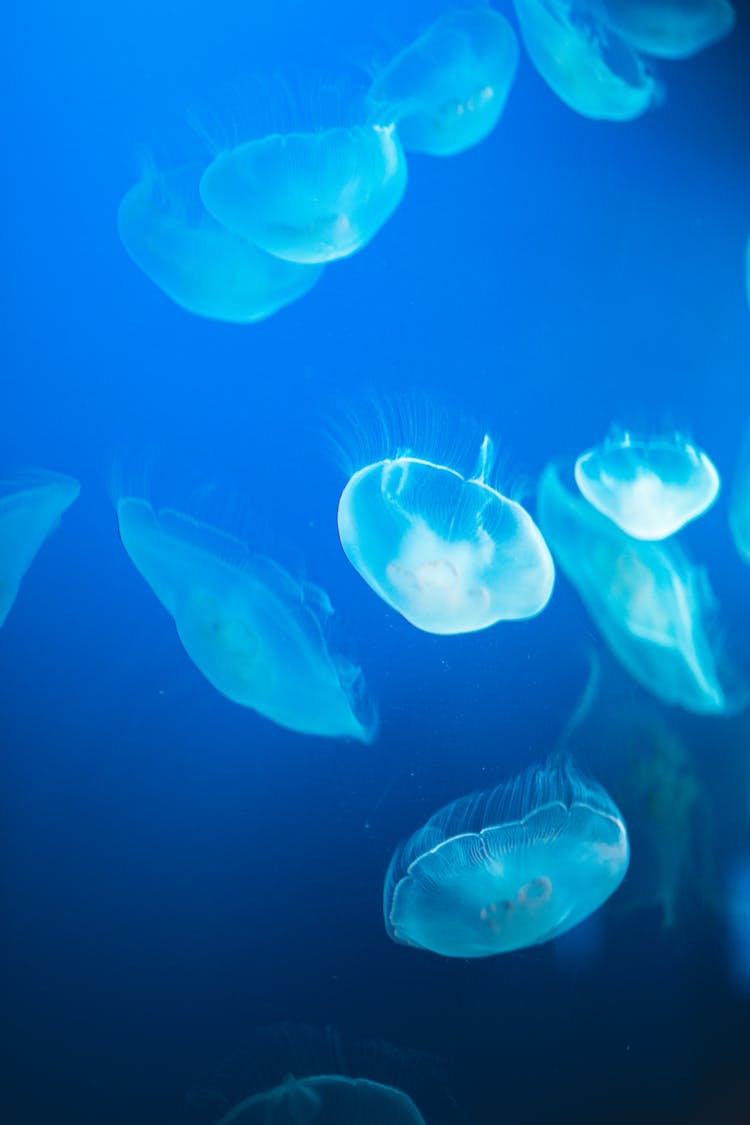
[117,163,322,322]
[116,498,375,742]
[730,424,750,564]
[538,462,747,714]
[337,429,554,635]
[199,124,407,264]
[513,0,659,120]
[217,1075,425,1125]
[602,0,736,60]
[384,756,629,957]
[0,470,80,629]
[368,7,519,156]
[574,431,720,540]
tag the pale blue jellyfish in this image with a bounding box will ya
[538,462,747,714]
[337,428,554,635]
[117,163,322,322]
[513,0,659,120]
[116,498,375,741]
[574,431,720,540]
[217,1075,425,1125]
[0,470,80,629]
[384,756,629,957]
[199,124,407,265]
[601,0,736,60]
[368,7,519,156]
[729,424,750,564]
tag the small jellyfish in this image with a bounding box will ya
[601,0,736,60]
[513,0,659,120]
[574,431,720,540]
[116,498,375,742]
[384,756,629,957]
[0,470,80,629]
[117,162,323,322]
[337,419,554,634]
[368,7,519,156]
[217,1074,426,1125]
[729,424,750,564]
[199,124,407,264]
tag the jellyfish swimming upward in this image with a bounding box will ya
[116,498,375,742]
[384,756,629,958]
[217,1075,425,1125]
[368,7,519,157]
[337,429,554,635]
[0,470,80,629]
[574,431,720,540]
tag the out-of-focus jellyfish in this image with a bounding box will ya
[601,0,736,60]
[513,0,660,120]
[116,498,375,741]
[729,424,750,564]
[117,162,323,322]
[537,463,747,714]
[337,425,554,635]
[574,431,720,540]
[217,1075,426,1125]
[0,470,80,629]
[199,124,407,264]
[727,854,750,994]
[384,756,629,957]
[368,7,519,156]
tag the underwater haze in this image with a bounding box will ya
[3,2,750,1123]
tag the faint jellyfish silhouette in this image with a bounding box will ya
[384,756,629,957]
[336,409,554,634]
[117,161,323,322]
[216,1075,426,1125]
[574,431,720,539]
[602,0,736,60]
[116,497,375,741]
[0,470,80,628]
[730,424,750,564]
[513,0,660,120]
[368,7,519,156]
[199,122,407,264]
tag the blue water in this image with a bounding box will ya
[3,2,750,1122]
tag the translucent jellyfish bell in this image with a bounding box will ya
[217,1075,426,1125]
[337,428,554,635]
[729,424,750,564]
[0,470,80,628]
[574,432,720,539]
[384,757,629,958]
[199,124,407,264]
[368,7,519,156]
[116,498,375,742]
[117,162,322,322]
[602,0,736,61]
[513,0,659,120]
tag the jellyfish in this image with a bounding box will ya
[537,462,747,714]
[601,0,736,60]
[730,424,750,564]
[117,162,323,322]
[337,422,554,634]
[512,0,660,121]
[199,123,407,265]
[367,7,519,156]
[217,1075,425,1125]
[0,470,80,629]
[116,498,375,741]
[384,756,628,958]
[574,431,720,540]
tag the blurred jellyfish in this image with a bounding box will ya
[117,162,322,322]
[513,0,659,120]
[368,7,519,156]
[730,424,750,564]
[384,756,629,957]
[538,463,747,714]
[0,470,80,629]
[574,431,720,540]
[116,498,375,741]
[217,1074,426,1125]
[337,411,554,634]
[727,854,750,993]
[199,124,407,264]
[601,0,736,60]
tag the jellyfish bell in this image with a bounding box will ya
[116,496,375,742]
[367,7,519,156]
[730,423,750,565]
[217,1074,426,1125]
[0,470,80,629]
[601,0,736,61]
[574,431,721,540]
[384,756,629,958]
